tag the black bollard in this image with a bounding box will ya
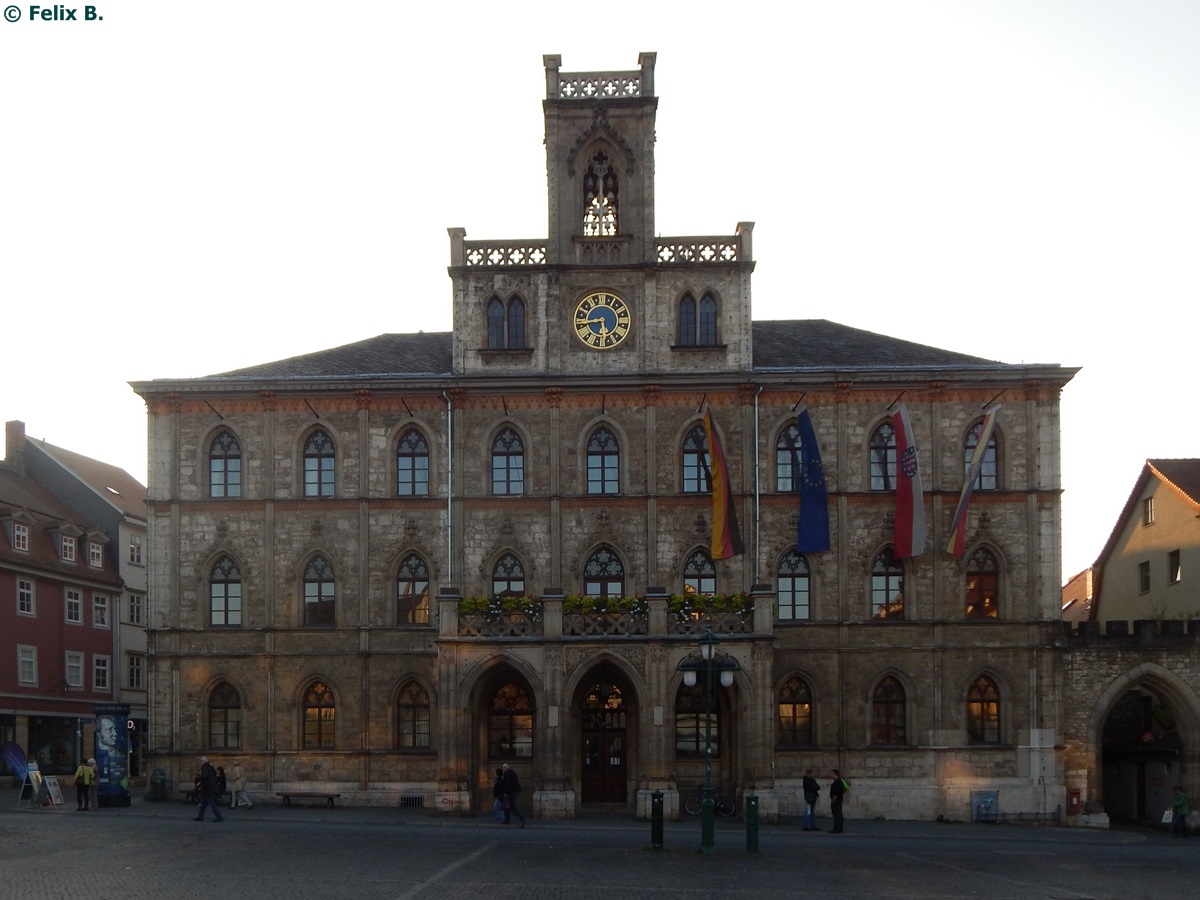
[745,792,759,854]
[651,790,664,849]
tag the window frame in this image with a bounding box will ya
[583,546,625,599]
[491,552,526,597]
[396,554,430,625]
[775,422,803,492]
[491,427,525,496]
[396,680,432,750]
[1142,496,1155,526]
[13,522,30,552]
[487,682,535,759]
[396,428,431,497]
[303,681,337,749]
[65,651,84,688]
[129,534,144,565]
[869,422,897,491]
[61,534,77,563]
[777,675,814,747]
[681,425,711,494]
[683,548,716,596]
[302,556,336,627]
[88,541,103,568]
[303,429,336,498]
[17,579,34,616]
[1168,549,1181,585]
[209,556,243,627]
[776,550,811,621]
[208,681,242,750]
[871,675,907,745]
[209,430,243,498]
[967,675,1001,744]
[18,645,37,686]
[1138,560,1151,594]
[65,588,82,624]
[586,426,620,495]
[964,420,999,491]
[127,592,144,625]
[93,594,109,628]
[128,653,145,690]
[965,547,1000,619]
[93,655,110,691]
[871,548,905,620]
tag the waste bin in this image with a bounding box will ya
[971,790,999,823]
[150,769,167,802]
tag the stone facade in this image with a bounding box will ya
[132,54,1091,823]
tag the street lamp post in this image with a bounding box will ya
[677,626,740,853]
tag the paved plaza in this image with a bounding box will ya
[1,791,1196,899]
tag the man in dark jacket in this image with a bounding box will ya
[802,769,821,831]
[193,756,224,822]
[501,763,527,827]
[829,769,846,833]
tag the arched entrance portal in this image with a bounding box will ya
[1101,684,1183,824]
[579,671,630,804]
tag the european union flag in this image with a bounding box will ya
[795,408,830,553]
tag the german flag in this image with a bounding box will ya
[702,405,744,559]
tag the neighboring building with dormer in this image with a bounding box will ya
[1,423,125,780]
[13,421,150,777]
[131,54,1077,822]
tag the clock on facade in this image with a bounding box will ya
[573,291,631,349]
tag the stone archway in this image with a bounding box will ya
[573,662,638,807]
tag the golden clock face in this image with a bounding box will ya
[573,291,631,349]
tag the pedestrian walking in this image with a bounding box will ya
[492,768,507,823]
[802,768,820,831]
[1171,786,1190,838]
[193,755,224,822]
[501,762,526,827]
[829,769,847,833]
[230,760,254,809]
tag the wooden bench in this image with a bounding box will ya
[276,791,341,808]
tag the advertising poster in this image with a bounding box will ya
[93,703,131,807]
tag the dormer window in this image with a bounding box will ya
[13,522,29,552]
[61,535,77,563]
[582,150,618,236]
[89,541,103,568]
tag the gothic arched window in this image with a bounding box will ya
[777,676,813,746]
[491,427,525,495]
[681,425,711,494]
[776,422,803,492]
[967,675,1001,744]
[777,551,811,621]
[678,294,697,346]
[582,150,618,236]
[210,556,242,627]
[683,549,716,596]
[209,431,242,498]
[583,547,625,599]
[396,680,431,749]
[486,295,527,350]
[397,554,430,625]
[586,427,620,495]
[698,293,718,345]
[397,428,430,497]
[303,430,335,497]
[869,421,896,491]
[871,548,904,619]
[488,682,534,758]
[303,681,336,749]
[965,420,999,491]
[871,676,906,745]
[492,553,525,597]
[303,556,336,627]
[966,547,1000,619]
[208,681,242,749]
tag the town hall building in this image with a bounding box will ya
[132,54,1079,822]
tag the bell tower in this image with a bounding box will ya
[543,53,658,267]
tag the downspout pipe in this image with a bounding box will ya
[442,391,453,585]
[753,384,763,585]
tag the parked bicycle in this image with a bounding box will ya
[684,786,736,817]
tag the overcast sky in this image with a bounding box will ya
[2,1,1197,581]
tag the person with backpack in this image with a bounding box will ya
[829,769,848,833]
[73,758,95,811]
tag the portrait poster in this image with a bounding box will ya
[94,703,131,807]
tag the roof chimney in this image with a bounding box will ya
[5,420,27,473]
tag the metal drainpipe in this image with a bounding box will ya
[441,391,453,585]
[753,385,762,585]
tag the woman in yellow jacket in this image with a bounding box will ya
[73,758,96,811]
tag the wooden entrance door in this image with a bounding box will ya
[580,680,627,804]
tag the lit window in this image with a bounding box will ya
[65,589,82,624]
[62,535,77,562]
[209,430,242,498]
[303,556,336,627]
[871,549,904,619]
[93,656,110,691]
[491,427,525,496]
[967,675,1001,744]
[129,534,144,565]
[303,430,336,497]
[397,554,430,625]
[210,557,242,626]
[776,551,810,621]
[681,425,711,494]
[93,594,109,628]
[18,579,34,616]
[586,427,620,495]
[683,549,716,596]
[777,676,813,746]
[583,546,625,598]
[396,681,431,749]
[965,548,1000,618]
[396,429,430,497]
[869,422,896,491]
[209,681,242,749]
[18,645,37,686]
[303,681,336,749]
[13,522,30,552]
[488,682,534,758]
[871,675,906,744]
[65,651,84,688]
[1138,560,1151,593]
[89,542,103,568]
